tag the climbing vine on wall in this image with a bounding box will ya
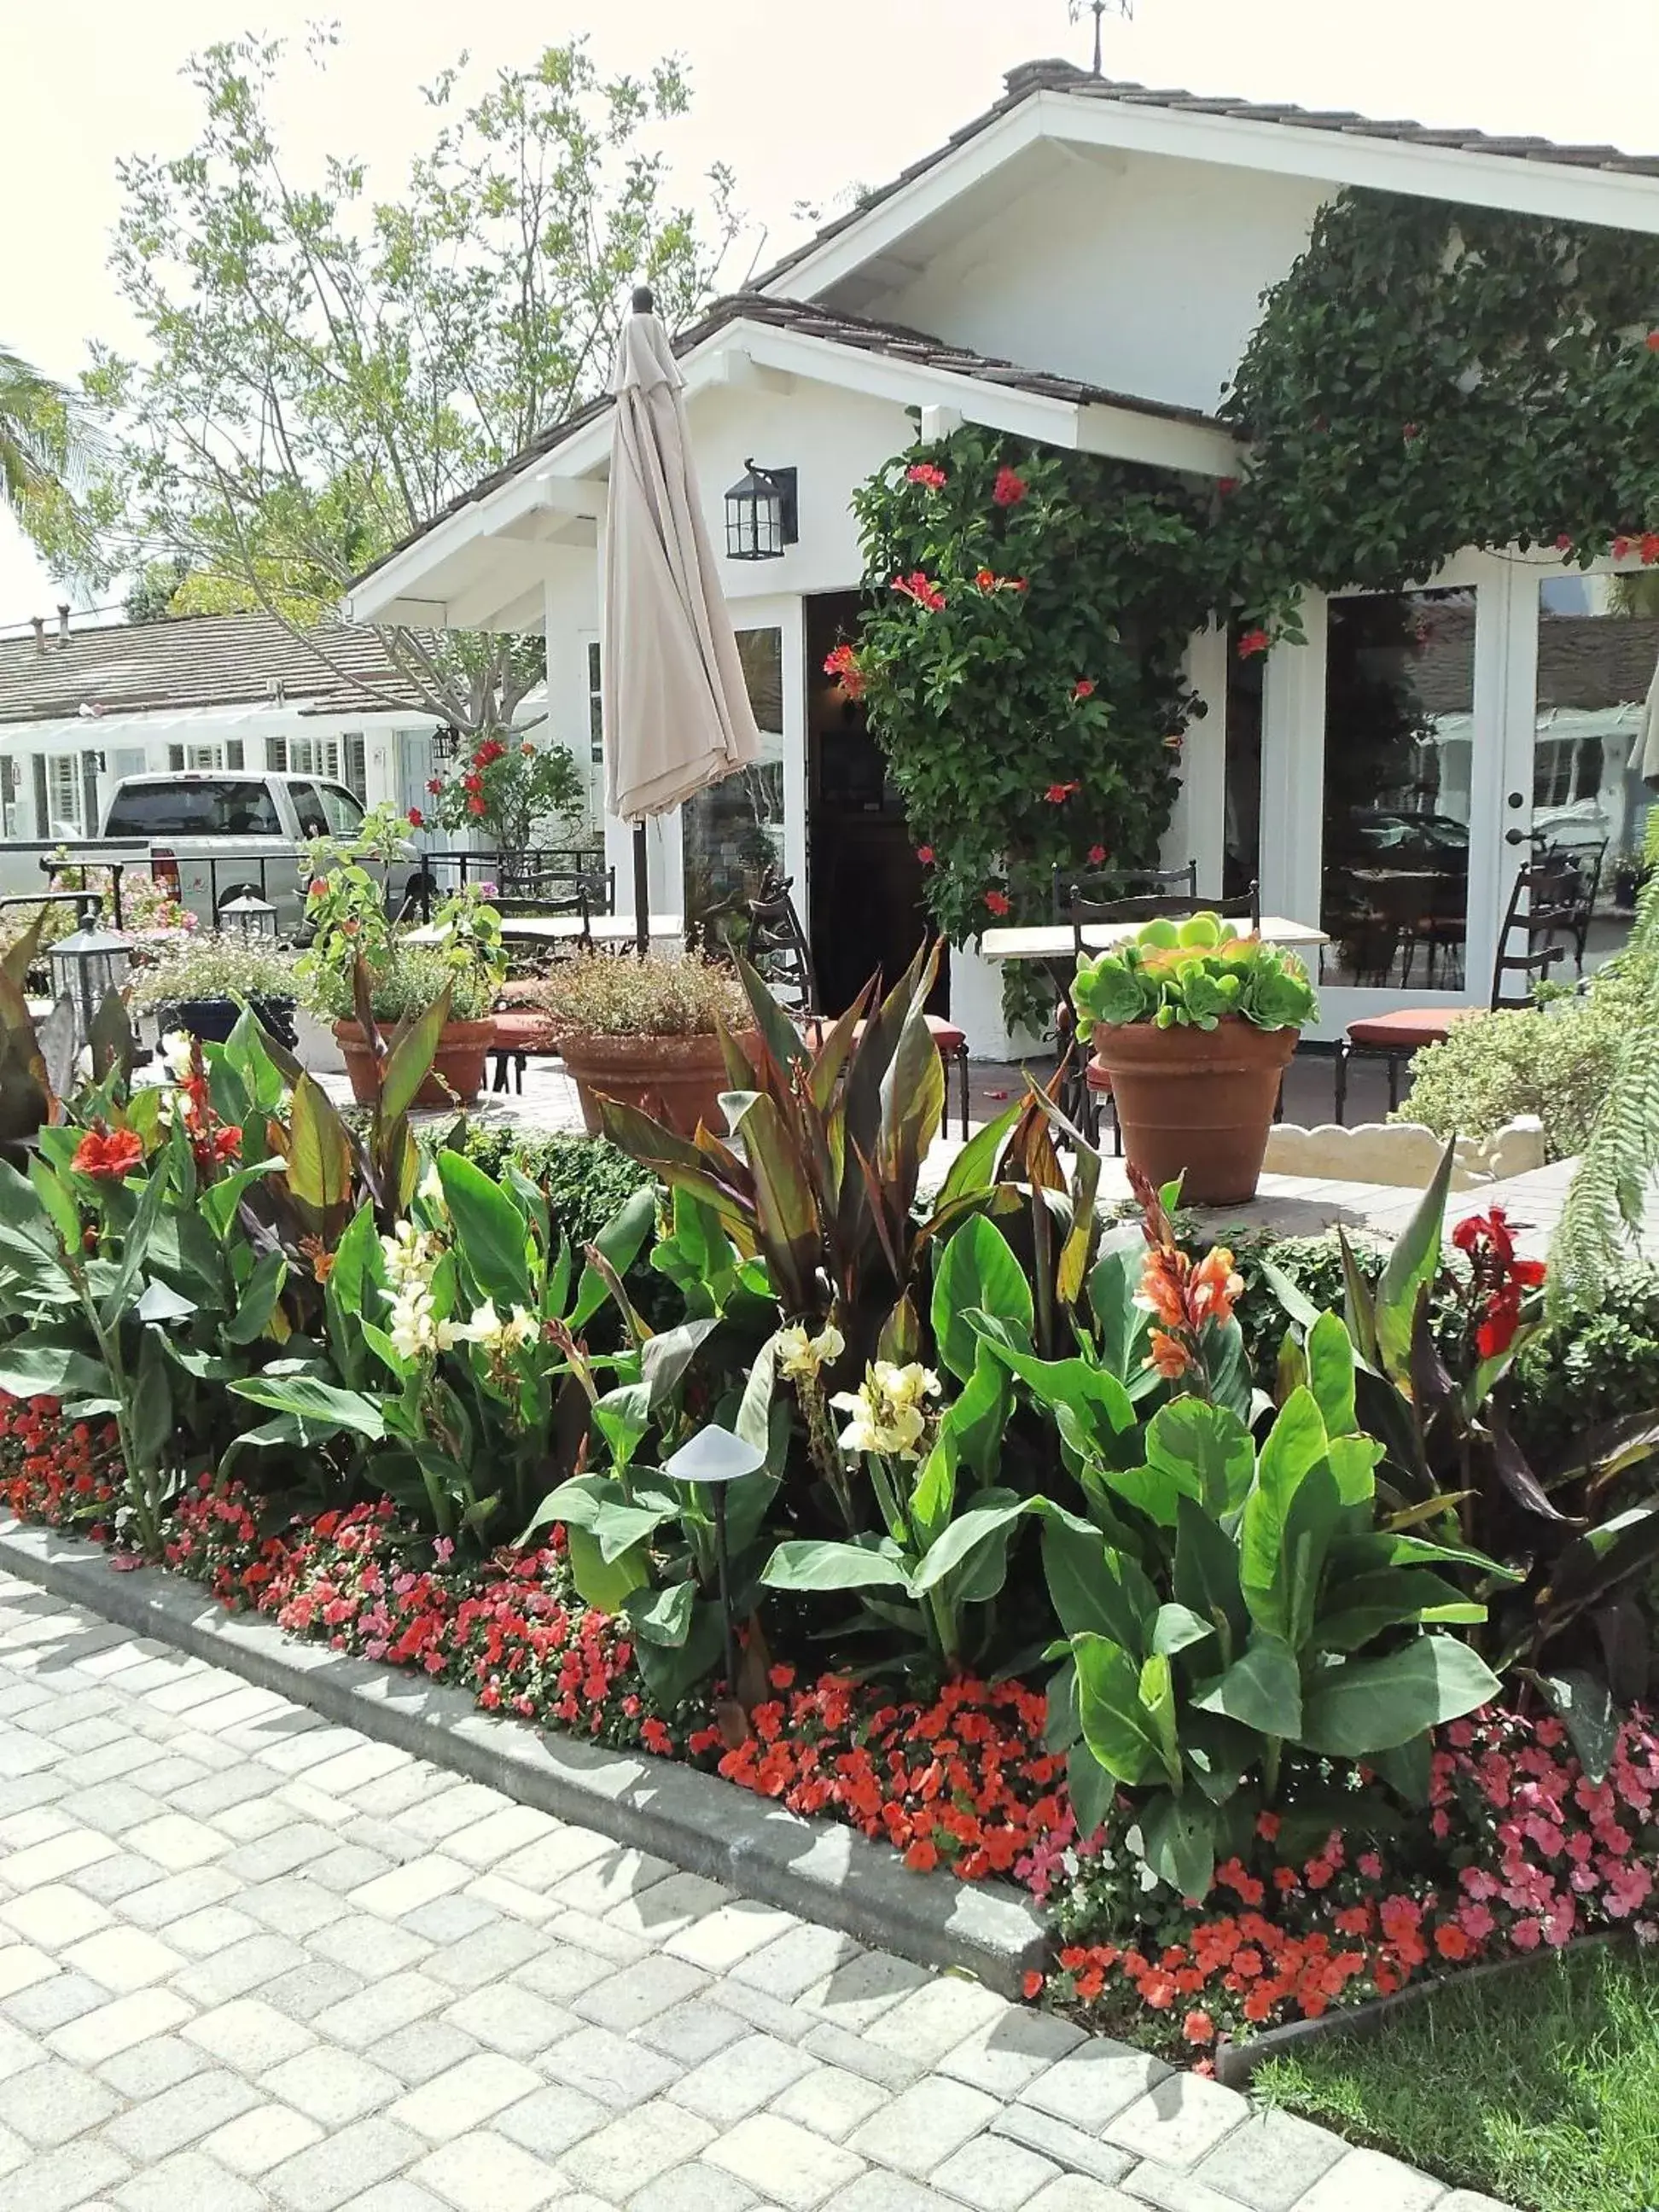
[846,428,1218,946]
[1221,190,1659,636]
[840,189,1659,962]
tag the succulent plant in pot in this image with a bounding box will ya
[531,950,756,1138]
[1071,912,1318,1203]
[298,847,505,1109]
[127,935,303,1049]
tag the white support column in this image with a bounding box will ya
[1165,622,1227,892]
[1258,591,1327,930]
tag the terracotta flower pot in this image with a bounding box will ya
[334,1018,496,1110]
[557,1027,759,1140]
[1088,1016,1299,1206]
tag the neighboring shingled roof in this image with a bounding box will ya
[754,60,1659,291]
[0,611,428,727]
[349,292,1223,591]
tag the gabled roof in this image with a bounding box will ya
[760,59,1659,300]
[346,293,1237,623]
[0,611,428,729]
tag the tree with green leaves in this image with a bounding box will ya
[32,30,737,742]
[0,347,89,538]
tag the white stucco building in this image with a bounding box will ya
[346,60,1659,1053]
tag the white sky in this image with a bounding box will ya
[3,0,1656,625]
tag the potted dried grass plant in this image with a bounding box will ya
[533,952,756,1138]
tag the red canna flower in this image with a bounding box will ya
[1072,678,1096,700]
[905,462,947,489]
[1237,628,1271,659]
[984,889,1011,917]
[992,466,1028,507]
[72,1127,143,1182]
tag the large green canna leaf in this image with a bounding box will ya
[980,1342,1136,1460]
[1306,1310,1358,1436]
[229,1373,386,1440]
[760,1536,914,1594]
[1138,1793,1220,1901]
[1299,1637,1500,1756]
[910,1492,1029,1592]
[1146,1398,1254,1517]
[1240,1388,1330,1641]
[0,1340,111,1403]
[1087,1243,1151,1385]
[1373,1138,1455,1383]
[932,1215,1033,1382]
[1071,1633,1167,1786]
[1313,1569,1485,1652]
[1041,1512,1159,1651]
[437,1152,532,1307]
[1194,1632,1303,1738]
[1173,1494,1249,1660]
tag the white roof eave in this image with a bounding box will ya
[344,314,1241,630]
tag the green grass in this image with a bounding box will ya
[1254,1943,1659,2212]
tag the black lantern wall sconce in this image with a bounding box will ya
[724,461,799,561]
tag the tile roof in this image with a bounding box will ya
[349,292,1221,591]
[0,611,429,728]
[755,60,1659,289]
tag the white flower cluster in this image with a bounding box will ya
[378,1222,538,1367]
[774,1320,845,1381]
[831,1360,940,1459]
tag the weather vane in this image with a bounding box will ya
[1068,0,1132,77]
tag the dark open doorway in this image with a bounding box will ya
[806,591,944,1016]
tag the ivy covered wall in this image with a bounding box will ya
[839,187,1659,950]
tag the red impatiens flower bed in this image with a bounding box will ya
[4,1392,1657,2062]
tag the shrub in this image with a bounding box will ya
[309,942,498,1025]
[128,937,302,1011]
[441,1126,652,1252]
[532,951,750,1038]
[1509,1262,1659,1468]
[1398,956,1656,1161]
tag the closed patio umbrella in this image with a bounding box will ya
[603,287,763,950]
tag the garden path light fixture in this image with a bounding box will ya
[219,891,278,943]
[49,917,132,1055]
[662,1422,766,1698]
[725,461,798,562]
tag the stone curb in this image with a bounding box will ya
[0,1519,1048,1997]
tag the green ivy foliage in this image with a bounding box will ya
[847,427,1216,942]
[1223,190,1659,630]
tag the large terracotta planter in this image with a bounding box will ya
[334,1018,496,1110]
[558,1027,759,1140]
[1088,1016,1299,1205]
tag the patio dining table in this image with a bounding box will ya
[978,916,1329,963]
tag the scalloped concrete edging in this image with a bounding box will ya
[0,1519,1047,1997]
[1213,1930,1615,2087]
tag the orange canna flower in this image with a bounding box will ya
[1149,1329,1192,1381]
[1190,1245,1243,1327]
[1139,1247,1190,1330]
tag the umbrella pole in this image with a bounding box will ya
[632,819,649,956]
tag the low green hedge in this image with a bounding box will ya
[438,1126,654,1252]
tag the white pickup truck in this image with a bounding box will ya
[0,770,429,936]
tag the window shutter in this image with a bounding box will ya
[345,733,367,798]
[82,754,100,835]
[268,737,288,772]
[31,755,47,838]
[227,740,245,771]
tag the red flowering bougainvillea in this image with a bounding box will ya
[849,425,1217,949]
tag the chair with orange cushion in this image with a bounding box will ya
[745,873,972,1141]
[1335,859,1580,1121]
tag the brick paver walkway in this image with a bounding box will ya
[0,1575,1511,2212]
